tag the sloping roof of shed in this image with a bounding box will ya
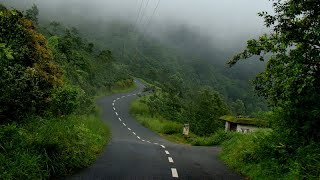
[219,115,266,126]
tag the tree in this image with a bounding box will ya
[192,88,229,136]
[0,7,63,121]
[231,99,246,115]
[228,0,320,141]
[49,21,61,33]
[97,50,113,63]
[25,4,39,25]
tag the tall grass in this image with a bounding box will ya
[220,130,320,179]
[0,113,110,179]
[130,97,234,146]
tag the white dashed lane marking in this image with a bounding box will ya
[171,168,179,178]
[112,93,178,178]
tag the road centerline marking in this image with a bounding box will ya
[161,145,166,148]
[113,107,115,110]
[137,136,140,139]
[168,157,174,163]
[115,112,118,116]
[118,117,122,121]
[122,123,126,126]
[165,150,170,155]
[171,168,178,178]
[128,128,131,131]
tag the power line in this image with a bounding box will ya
[131,0,145,33]
[137,0,150,27]
[141,0,161,36]
[122,0,144,59]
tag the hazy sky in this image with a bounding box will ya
[1,0,273,48]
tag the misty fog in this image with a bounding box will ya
[2,0,273,51]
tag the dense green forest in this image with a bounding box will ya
[0,4,134,179]
[1,0,319,179]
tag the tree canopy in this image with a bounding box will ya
[229,0,320,141]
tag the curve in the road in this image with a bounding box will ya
[70,80,243,180]
[112,92,179,178]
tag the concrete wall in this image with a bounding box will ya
[236,124,259,133]
[225,121,230,132]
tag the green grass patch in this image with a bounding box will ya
[219,130,320,179]
[0,113,110,179]
[95,79,137,99]
[130,96,235,146]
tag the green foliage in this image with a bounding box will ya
[131,96,234,146]
[231,99,246,115]
[229,0,320,141]
[0,114,110,179]
[0,5,135,179]
[49,85,92,116]
[145,85,229,136]
[220,130,320,179]
[79,20,268,114]
[190,88,230,136]
[25,4,39,25]
[0,7,63,121]
[191,130,237,146]
[224,1,320,178]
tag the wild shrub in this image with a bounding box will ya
[49,85,92,116]
[0,7,63,122]
[220,130,320,179]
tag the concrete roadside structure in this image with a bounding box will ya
[220,115,266,133]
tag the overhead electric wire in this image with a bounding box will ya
[141,0,161,36]
[132,0,150,34]
[123,0,161,64]
[137,0,150,26]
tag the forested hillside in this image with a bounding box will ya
[0,4,134,179]
[1,1,319,179]
[78,21,268,114]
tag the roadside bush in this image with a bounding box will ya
[191,130,237,146]
[0,124,47,179]
[0,114,110,179]
[161,122,182,135]
[49,85,92,116]
[113,79,134,89]
[0,7,63,122]
[220,130,320,179]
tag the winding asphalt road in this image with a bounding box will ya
[71,81,242,180]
